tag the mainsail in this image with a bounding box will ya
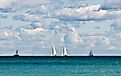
[61,47,68,56]
[14,50,19,56]
[89,50,93,56]
[50,46,57,56]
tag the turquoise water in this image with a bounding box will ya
[0,56,121,76]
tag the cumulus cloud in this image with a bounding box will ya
[0,0,14,8]
[0,0,121,54]
[0,14,7,19]
[13,13,44,22]
[63,26,83,44]
[101,0,121,10]
[56,5,121,21]
[21,28,45,35]
[111,19,121,32]
[0,0,17,12]
[79,35,107,48]
[0,30,21,40]
[0,0,50,13]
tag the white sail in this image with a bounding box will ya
[61,47,68,56]
[51,46,57,56]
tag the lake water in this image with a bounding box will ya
[0,56,121,76]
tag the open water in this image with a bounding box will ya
[0,56,121,76]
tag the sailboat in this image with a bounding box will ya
[14,50,19,56]
[61,47,68,56]
[50,46,57,56]
[89,50,93,56]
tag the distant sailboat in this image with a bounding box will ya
[61,47,68,56]
[14,50,19,56]
[50,46,57,56]
[89,50,93,56]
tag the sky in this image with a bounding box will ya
[0,0,121,55]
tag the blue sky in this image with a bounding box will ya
[0,0,121,55]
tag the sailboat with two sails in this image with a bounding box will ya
[50,46,57,56]
[61,47,68,56]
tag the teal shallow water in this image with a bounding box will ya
[0,56,121,76]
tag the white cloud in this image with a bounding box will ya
[0,30,21,40]
[0,0,14,8]
[111,19,121,32]
[0,0,50,13]
[102,0,121,9]
[13,13,44,22]
[21,28,45,35]
[63,26,83,44]
[56,5,121,21]
[0,0,121,54]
